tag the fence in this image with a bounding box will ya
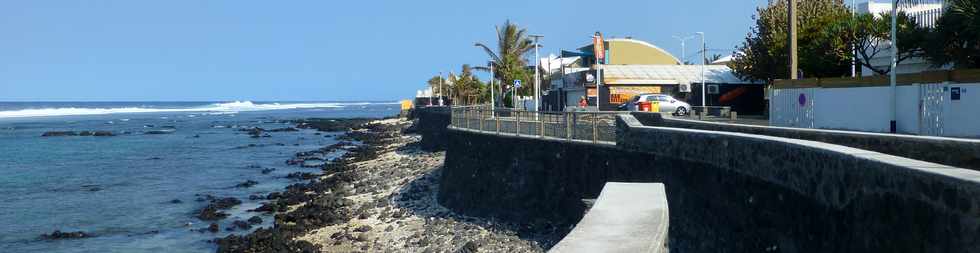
[450,105,624,144]
[771,69,980,138]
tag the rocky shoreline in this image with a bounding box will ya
[214,117,560,253]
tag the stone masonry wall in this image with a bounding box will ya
[437,115,980,252]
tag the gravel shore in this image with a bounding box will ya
[216,117,556,252]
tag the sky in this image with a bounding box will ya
[0,0,800,102]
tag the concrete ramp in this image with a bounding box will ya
[549,182,668,253]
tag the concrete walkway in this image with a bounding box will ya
[549,182,668,253]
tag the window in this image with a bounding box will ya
[707,85,720,94]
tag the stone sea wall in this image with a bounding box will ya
[412,107,451,151]
[632,112,980,171]
[428,110,980,252]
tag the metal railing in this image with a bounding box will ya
[450,105,624,144]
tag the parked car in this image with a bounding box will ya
[618,93,690,115]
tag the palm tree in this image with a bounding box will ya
[447,64,486,105]
[474,20,535,107]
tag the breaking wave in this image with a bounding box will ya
[0,101,388,118]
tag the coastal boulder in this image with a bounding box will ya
[197,205,229,221]
[41,131,78,137]
[40,230,90,240]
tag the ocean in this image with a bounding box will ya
[0,101,400,252]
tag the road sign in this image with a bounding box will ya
[514,80,522,88]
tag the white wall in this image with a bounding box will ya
[944,84,980,137]
[771,83,980,138]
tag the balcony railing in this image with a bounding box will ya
[449,105,625,144]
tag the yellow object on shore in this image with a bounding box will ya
[400,100,413,110]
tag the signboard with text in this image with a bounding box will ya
[593,32,605,62]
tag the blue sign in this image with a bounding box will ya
[514,80,522,88]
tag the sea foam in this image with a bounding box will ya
[0,101,387,118]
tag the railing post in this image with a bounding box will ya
[566,112,572,141]
[480,109,484,131]
[496,110,500,134]
[516,110,521,136]
[539,112,545,138]
[592,112,598,143]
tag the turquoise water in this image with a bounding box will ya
[0,102,398,252]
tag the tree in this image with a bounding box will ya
[447,64,485,105]
[474,20,536,107]
[426,75,443,97]
[822,12,927,75]
[708,54,724,63]
[924,0,980,69]
[731,0,853,82]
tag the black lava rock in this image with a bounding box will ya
[208,223,220,233]
[232,220,252,230]
[215,228,320,253]
[197,205,229,221]
[354,225,372,233]
[212,197,242,209]
[235,180,259,188]
[40,230,90,240]
[247,216,263,224]
[41,131,78,137]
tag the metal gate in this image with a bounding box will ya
[771,88,815,128]
[919,83,946,136]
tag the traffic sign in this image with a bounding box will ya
[514,79,522,88]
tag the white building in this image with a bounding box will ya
[857,0,948,76]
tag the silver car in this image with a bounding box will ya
[621,94,690,115]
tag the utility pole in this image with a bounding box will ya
[697,32,706,108]
[530,35,543,113]
[788,0,798,80]
[889,0,899,133]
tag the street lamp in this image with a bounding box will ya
[438,71,444,106]
[696,32,706,109]
[888,0,902,133]
[530,34,544,113]
[671,35,696,64]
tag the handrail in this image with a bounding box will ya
[450,105,625,144]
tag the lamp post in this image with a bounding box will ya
[438,72,444,106]
[851,0,857,77]
[672,35,696,64]
[530,35,544,113]
[489,62,495,111]
[889,0,899,133]
[696,32,706,109]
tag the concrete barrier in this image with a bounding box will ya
[549,182,668,253]
[632,112,980,171]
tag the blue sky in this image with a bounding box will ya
[0,0,795,101]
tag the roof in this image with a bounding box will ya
[574,38,682,65]
[601,65,757,85]
[710,55,736,65]
[539,55,581,73]
[604,38,682,65]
